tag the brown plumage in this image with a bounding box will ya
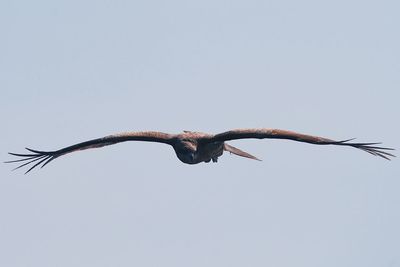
[5,128,395,173]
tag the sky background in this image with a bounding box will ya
[1,0,399,266]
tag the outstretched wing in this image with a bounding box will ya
[204,128,395,160]
[5,131,175,174]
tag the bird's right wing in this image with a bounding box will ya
[5,131,175,174]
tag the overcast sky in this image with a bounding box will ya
[1,0,399,266]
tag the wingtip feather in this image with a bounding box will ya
[5,148,56,173]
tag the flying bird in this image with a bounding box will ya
[5,128,395,173]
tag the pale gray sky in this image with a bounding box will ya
[1,0,399,266]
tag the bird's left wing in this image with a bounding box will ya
[5,131,175,174]
[201,128,395,160]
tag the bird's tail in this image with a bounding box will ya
[223,144,261,161]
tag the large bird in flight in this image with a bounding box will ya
[6,128,395,173]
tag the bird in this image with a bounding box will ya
[5,128,395,174]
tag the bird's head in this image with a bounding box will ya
[174,140,198,164]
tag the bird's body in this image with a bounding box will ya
[173,131,223,164]
[5,128,395,173]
